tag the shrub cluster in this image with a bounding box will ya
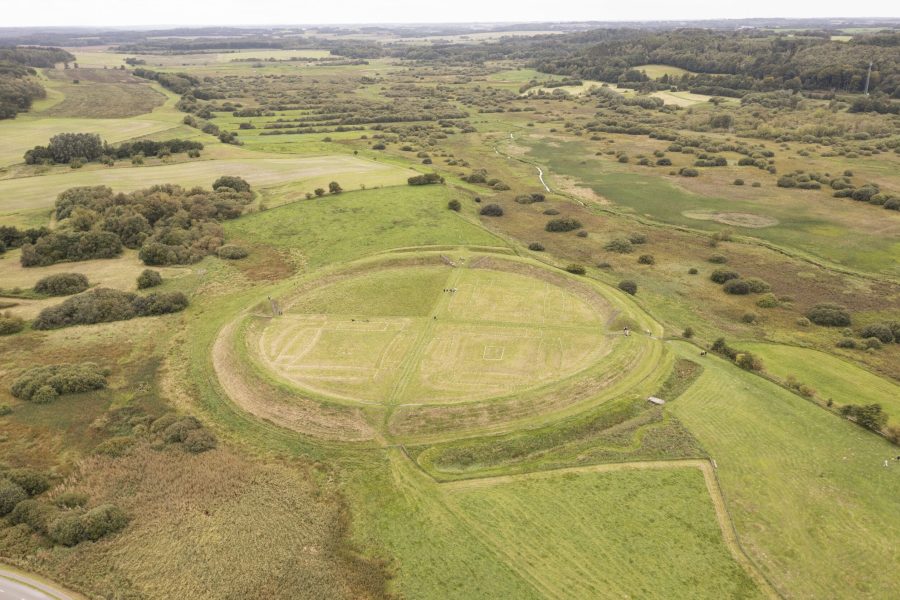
[710,269,740,284]
[0,225,49,252]
[839,403,888,433]
[217,244,249,260]
[24,182,254,267]
[605,238,633,254]
[806,303,851,327]
[11,362,108,403]
[618,280,637,295]
[25,134,204,165]
[514,193,545,204]
[48,504,128,546]
[711,338,763,371]
[0,466,123,549]
[212,175,251,193]
[33,273,89,296]
[857,322,900,344]
[545,218,582,232]
[33,288,188,330]
[150,413,217,453]
[21,231,123,267]
[136,269,162,289]
[479,203,503,217]
[756,293,779,308]
[0,311,25,335]
[407,173,444,185]
[627,233,647,245]
[0,478,27,515]
[23,133,102,164]
[462,169,508,190]
[722,279,750,294]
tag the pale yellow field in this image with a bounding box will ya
[650,90,720,107]
[0,155,416,215]
[0,249,192,319]
[634,64,693,79]
[528,80,607,96]
[65,47,332,69]
[0,117,182,168]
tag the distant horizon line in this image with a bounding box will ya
[1,16,899,31]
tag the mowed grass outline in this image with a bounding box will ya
[214,249,668,443]
[252,257,615,408]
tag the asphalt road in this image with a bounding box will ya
[0,568,79,600]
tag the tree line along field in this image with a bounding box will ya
[0,22,898,600]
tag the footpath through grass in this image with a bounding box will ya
[667,341,900,599]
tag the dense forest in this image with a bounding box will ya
[320,28,900,96]
[532,30,900,96]
[0,46,73,119]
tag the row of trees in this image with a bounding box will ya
[24,133,204,165]
[33,288,189,330]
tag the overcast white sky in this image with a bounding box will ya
[2,1,896,28]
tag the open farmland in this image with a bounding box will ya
[738,342,900,426]
[1,18,898,600]
[0,155,416,215]
[668,342,900,599]
[0,117,181,167]
[443,464,764,599]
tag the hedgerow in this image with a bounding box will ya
[33,288,188,330]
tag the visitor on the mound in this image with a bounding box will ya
[623,326,629,337]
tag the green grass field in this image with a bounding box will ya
[667,341,900,599]
[225,186,505,268]
[290,266,449,317]
[2,32,898,600]
[348,451,763,600]
[65,48,332,69]
[739,343,900,426]
[525,138,900,275]
[445,466,762,599]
